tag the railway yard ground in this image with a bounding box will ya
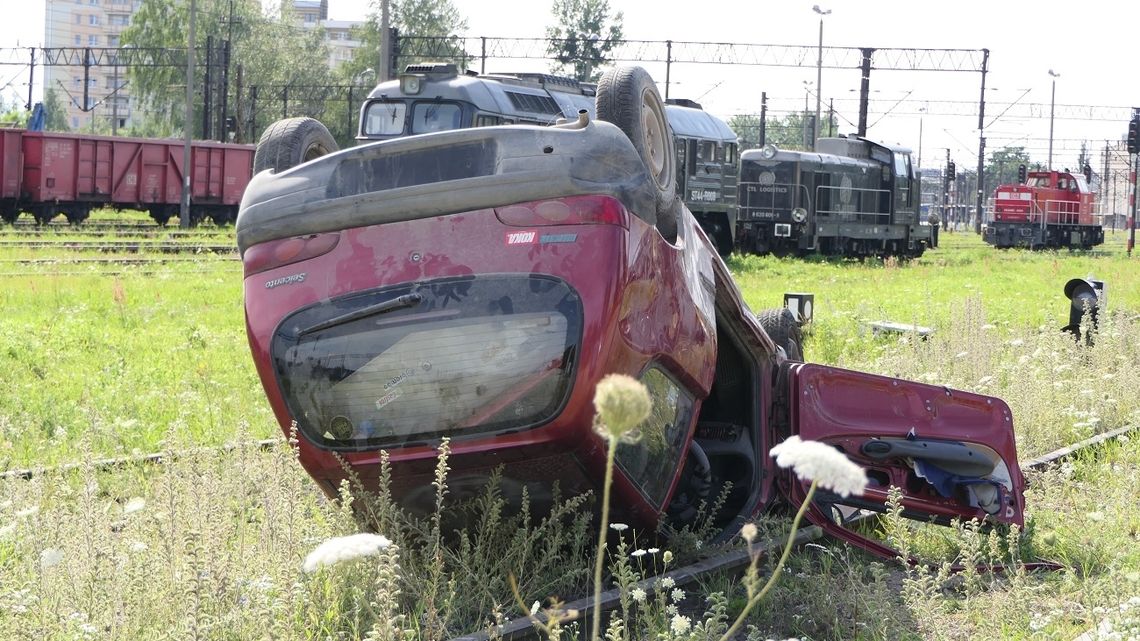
[0,218,1138,640]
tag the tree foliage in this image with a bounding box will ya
[984,145,1031,189]
[338,0,469,91]
[122,0,331,141]
[730,111,837,151]
[545,0,623,82]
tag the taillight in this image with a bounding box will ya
[243,233,340,277]
[495,195,628,227]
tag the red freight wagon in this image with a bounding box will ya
[0,129,23,222]
[12,130,253,225]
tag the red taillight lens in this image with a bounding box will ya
[495,195,628,228]
[243,233,341,277]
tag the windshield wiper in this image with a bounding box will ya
[297,293,423,337]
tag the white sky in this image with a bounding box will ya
[4,0,1139,170]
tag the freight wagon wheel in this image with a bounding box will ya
[253,117,339,175]
[596,66,678,242]
[0,204,17,224]
[757,308,804,362]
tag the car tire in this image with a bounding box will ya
[596,66,678,241]
[757,308,804,362]
[253,117,338,175]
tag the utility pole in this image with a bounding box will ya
[975,49,988,233]
[181,0,197,229]
[812,5,830,150]
[759,91,767,147]
[942,149,950,230]
[379,0,391,82]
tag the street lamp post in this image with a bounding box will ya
[917,105,926,170]
[812,4,830,151]
[1048,69,1060,171]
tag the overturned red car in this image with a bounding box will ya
[237,67,1024,555]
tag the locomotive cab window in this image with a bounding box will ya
[363,101,408,136]
[411,102,463,134]
[475,114,502,127]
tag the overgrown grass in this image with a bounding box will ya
[1,230,1139,639]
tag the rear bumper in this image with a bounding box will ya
[236,121,659,254]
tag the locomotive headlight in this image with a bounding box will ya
[758,143,779,160]
[791,207,807,223]
[400,75,423,95]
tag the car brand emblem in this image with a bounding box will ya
[505,230,538,245]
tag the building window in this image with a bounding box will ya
[75,13,82,23]
[108,35,120,46]
[72,116,80,128]
[89,14,100,25]
[88,35,100,46]
[74,34,81,45]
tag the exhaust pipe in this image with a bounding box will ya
[552,110,590,130]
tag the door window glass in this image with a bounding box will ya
[615,368,696,507]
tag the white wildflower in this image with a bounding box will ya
[302,533,391,573]
[670,614,691,634]
[981,324,996,330]
[647,547,660,554]
[631,588,647,603]
[15,507,38,518]
[740,522,757,542]
[609,523,629,532]
[1087,511,1105,523]
[671,588,684,602]
[128,541,148,553]
[662,550,673,564]
[977,376,993,386]
[593,374,652,439]
[665,604,679,616]
[123,498,146,515]
[630,549,647,558]
[769,436,868,497]
[660,577,675,589]
[0,523,16,538]
[530,601,541,615]
[954,351,969,359]
[40,548,63,570]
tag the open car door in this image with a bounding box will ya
[777,363,1026,559]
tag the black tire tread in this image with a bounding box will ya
[253,117,337,175]
[757,308,804,362]
[596,66,677,240]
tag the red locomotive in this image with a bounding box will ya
[984,169,1104,249]
[0,128,254,225]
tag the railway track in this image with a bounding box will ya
[0,240,237,254]
[3,424,1133,641]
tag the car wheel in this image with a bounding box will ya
[757,308,804,362]
[253,117,339,175]
[596,66,678,241]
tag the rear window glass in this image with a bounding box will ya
[271,275,582,449]
[363,101,407,136]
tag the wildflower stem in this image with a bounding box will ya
[590,435,621,641]
[719,480,818,641]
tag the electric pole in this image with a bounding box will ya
[181,0,196,229]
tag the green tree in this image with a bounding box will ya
[545,0,623,82]
[729,111,835,152]
[338,0,469,89]
[985,146,1030,190]
[0,97,28,127]
[41,88,71,132]
[123,0,331,141]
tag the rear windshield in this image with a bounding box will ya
[271,275,582,449]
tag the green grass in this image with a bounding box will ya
[1,229,1139,640]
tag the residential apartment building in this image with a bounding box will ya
[43,0,141,131]
[292,0,364,71]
